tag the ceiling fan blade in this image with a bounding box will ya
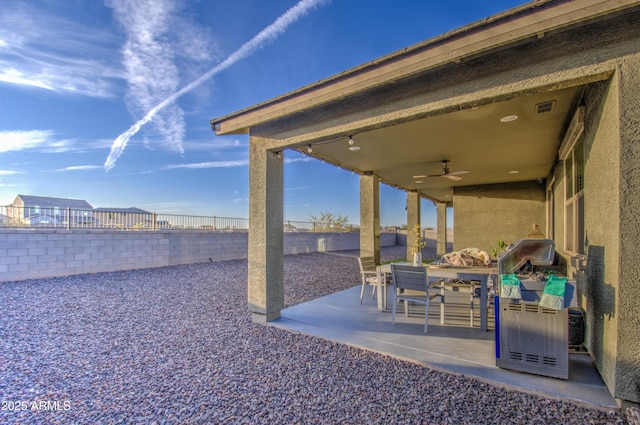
[448,170,470,176]
[426,161,469,180]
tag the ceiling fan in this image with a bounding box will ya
[427,160,470,181]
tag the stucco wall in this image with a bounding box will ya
[578,78,622,398]
[0,230,397,283]
[615,54,640,402]
[453,181,546,254]
[552,63,640,403]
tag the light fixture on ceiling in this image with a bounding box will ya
[415,180,423,184]
[307,145,313,153]
[500,115,519,123]
[348,135,360,151]
[509,170,519,174]
[412,175,427,179]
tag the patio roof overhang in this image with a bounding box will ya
[211,0,640,203]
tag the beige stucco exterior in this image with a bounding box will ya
[359,174,381,265]
[617,53,640,402]
[247,137,284,322]
[453,181,547,253]
[406,191,421,261]
[574,57,640,401]
[212,1,640,403]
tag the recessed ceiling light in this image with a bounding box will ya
[349,146,360,151]
[500,115,518,122]
[415,180,423,184]
[509,170,519,174]
[412,175,426,179]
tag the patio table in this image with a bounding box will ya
[376,262,497,332]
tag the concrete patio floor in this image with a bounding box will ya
[272,285,618,411]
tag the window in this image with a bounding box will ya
[559,106,585,255]
[564,134,585,254]
[546,183,554,240]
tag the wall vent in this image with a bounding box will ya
[535,101,556,114]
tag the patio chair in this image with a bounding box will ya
[390,264,439,333]
[438,279,482,327]
[358,256,389,304]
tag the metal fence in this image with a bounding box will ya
[0,206,249,231]
[0,206,398,233]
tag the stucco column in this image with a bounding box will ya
[406,191,421,260]
[248,138,284,323]
[616,56,640,403]
[360,173,380,264]
[436,202,448,257]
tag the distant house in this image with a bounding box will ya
[5,195,160,229]
[92,207,152,229]
[8,194,95,226]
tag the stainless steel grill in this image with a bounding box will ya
[495,239,576,379]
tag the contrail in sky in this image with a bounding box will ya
[104,0,330,172]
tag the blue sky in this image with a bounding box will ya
[0,0,527,227]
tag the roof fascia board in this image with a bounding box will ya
[212,0,640,135]
[249,65,614,152]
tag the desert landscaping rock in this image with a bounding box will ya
[0,248,630,424]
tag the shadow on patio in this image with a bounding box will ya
[272,284,616,410]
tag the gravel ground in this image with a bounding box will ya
[0,247,630,424]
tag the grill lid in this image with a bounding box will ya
[497,238,555,275]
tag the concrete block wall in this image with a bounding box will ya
[168,232,249,265]
[286,232,396,254]
[0,230,398,282]
[0,229,170,282]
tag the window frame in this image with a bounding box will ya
[558,106,585,256]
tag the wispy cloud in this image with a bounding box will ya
[105,0,221,166]
[0,2,122,97]
[165,160,249,170]
[182,138,245,152]
[0,130,109,154]
[0,170,21,175]
[165,155,312,170]
[104,0,331,172]
[0,130,55,152]
[0,69,54,90]
[284,157,313,164]
[55,165,103,172]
